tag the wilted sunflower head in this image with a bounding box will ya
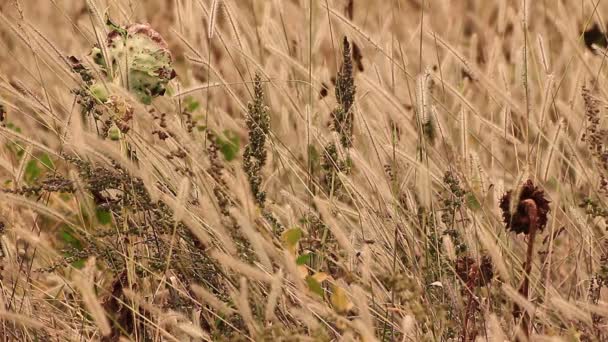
[499,179,550,235]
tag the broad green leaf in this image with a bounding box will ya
[282,227,302,247]
[96,209,112,225]
[216,130,240,161]
[296,253,311,265]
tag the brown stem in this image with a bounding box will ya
[462,266,479,342]
[518,199,538,339]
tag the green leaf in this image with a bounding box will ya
[5,124,25,159]
[15,146,24,158]
[216,130,240,161]
[306,276,324,297]
[24,160,41,183]
[296,253,311,265]
[466,193,481,210]
[58,225,82,250]
[96,209,112,225]
[282,227,303,247]
[71,258,86,269]
[40,153,54,170]
[6,122,22,133]
[185,96,200,112]
[105,15,127,37]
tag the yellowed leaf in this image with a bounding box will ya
[312,272,328,283]
[331,285,353,314]
[281,227,302,255]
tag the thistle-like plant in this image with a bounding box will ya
[499,179,550,337]
[90,20,176,104]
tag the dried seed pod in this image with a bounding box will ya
[499,179,550,235]
[106,95,134,134]
[89,83,109,103]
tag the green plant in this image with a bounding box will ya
[91,20,176,104]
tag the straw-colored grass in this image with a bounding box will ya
[0,0,607,341]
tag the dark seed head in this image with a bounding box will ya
[499,179,550,235]
[455,255,494,287]
[583,23,608,52]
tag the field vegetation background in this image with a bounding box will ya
[0,0,607,341]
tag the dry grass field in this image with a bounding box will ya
[0,0,607,340]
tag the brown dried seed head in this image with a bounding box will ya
[455,255,494,287]
[499,179,550,235]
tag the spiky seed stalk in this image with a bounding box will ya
[243,73,270,207]
[332,37,356,149]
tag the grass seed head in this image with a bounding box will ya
[243,73,270,207]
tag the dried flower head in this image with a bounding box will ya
[91,22,176,104]
[106,95,134,134]
[68,55,94,86]
[455,255,494,287]
[499,179,550,234]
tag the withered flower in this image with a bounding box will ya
[455,255,494,287]
[499,179,550,235]
[500,179,551,337]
